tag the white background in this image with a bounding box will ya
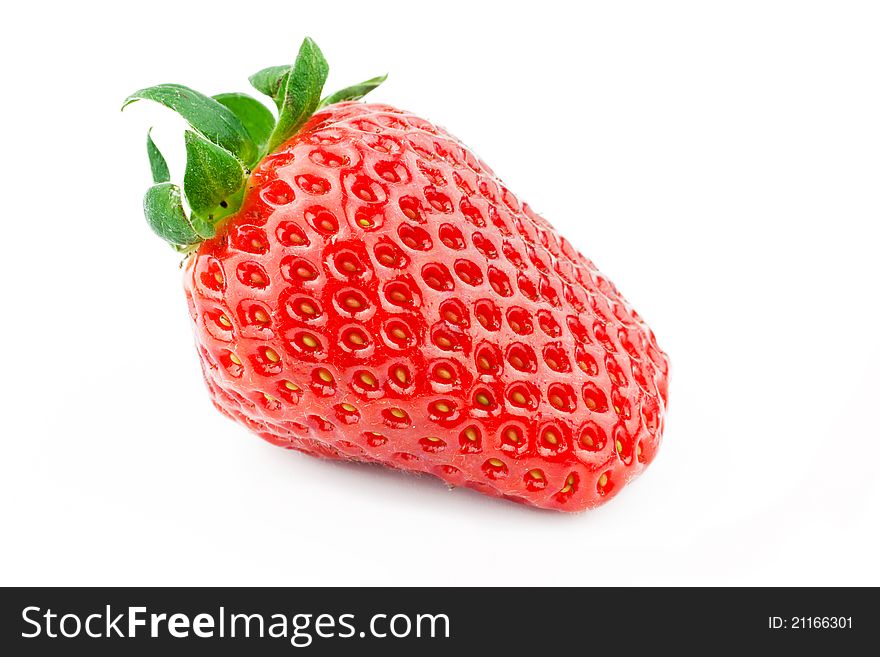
[1,0,878,586]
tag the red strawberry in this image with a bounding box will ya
[125,38,669,512]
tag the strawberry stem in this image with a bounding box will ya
[123,37,386,251]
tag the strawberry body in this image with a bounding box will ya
[183,101,669,512]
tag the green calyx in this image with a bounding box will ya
[123,37,386,251]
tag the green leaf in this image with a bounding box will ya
[320,74,387,107]
[183,130,247,222]
[143,183,201,246]
[123,84,257,165]
[212,92,275,152]
[266,38,329,153]
[187,213,217,240]
[146,129,170,183]
[248,65,290,109]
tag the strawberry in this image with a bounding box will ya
[125,37,669,512]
